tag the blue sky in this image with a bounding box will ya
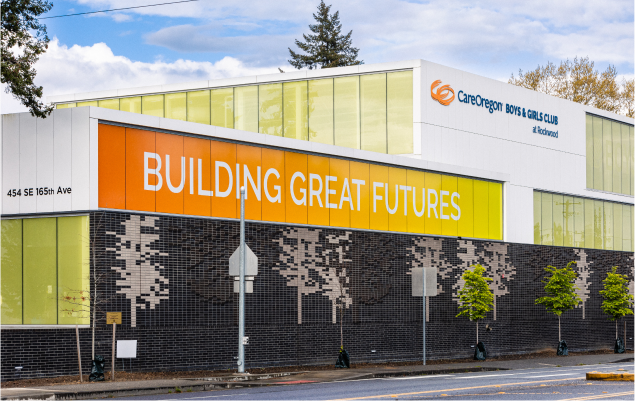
[2,0,634,112]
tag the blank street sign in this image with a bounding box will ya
[117,340,137,358]
[411,267,438,297]
[229,244,258,276]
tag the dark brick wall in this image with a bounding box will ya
[1,211,633,381]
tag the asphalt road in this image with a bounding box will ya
[120,362,634,401]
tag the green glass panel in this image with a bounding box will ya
[593,200,603,249]
[98,99,120,110]
[57,216,90,325]
[56,103,76,109]
[387,71,413,155]
[334,76,360,149]
[573,197,584,248]
[623,205,632,252]
[552,194,564,246]
[602,119,612,192]
[533,191,541,244]
[592,117,603,190]
[77,101,98,107]
[187,90,211,125]
[165,93,187,121]
[586,115,593,189]
[621,124,631,196]
[259,83,282,136]
[142,95,164,117]
[120,97,141,113]
[211,88,234,128]
[234,86,258,133]
[541,192,553,245]
[1,219,22,324]
[283,81,308,140]
[562,195,574,247]
[612,122,622,194]
[631,127,634,196]
[360,74,387,153]
[23,218,57,324]
[308,79,334,145]
[584,198,594,248]
[613,203,622,251]
[603,200,613,250]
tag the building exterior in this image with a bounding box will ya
[1,59,633,380]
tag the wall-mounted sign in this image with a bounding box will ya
[106,312,122,325]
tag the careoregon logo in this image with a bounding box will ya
[431,80,455,105]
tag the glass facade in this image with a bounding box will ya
[586,114,633,195]
[533,191,633,251]
[0,216,90,325]
[56,71,414,155]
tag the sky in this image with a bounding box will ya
[2,0,634,113]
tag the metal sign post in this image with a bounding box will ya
[411,267,437,366]
[106,312,121,381]
[238,187,246,374]
[423,273,426,366]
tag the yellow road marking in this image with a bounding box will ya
[558,390,634,401]
[328,377,585,400]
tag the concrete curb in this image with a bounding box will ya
[586,372,634,381]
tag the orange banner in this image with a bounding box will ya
[98,124,502,240]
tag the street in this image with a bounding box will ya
[119,361,634,400]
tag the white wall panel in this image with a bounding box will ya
[54,108,73,211]
[36,115,55,212]
[19,113,37,213]
[89,118,99,210]
[2,114,21,214]
[71,107,90,210]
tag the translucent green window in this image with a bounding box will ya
[98,99,120,110]
[593,201,604,249]
[584,198,594,247]
[603,200,613,250]
[165,93,186,121]
[586,115,593,189]
[613,203,622,252]
[308,79,334,145]
[592,117,603,190]
[360,74,387,153]
[533,191,541,244]
[56,103,76,109]
[623,205,632,251]
[621,124,631,196]
[387,71,413,155]
[1,219,23,324]
[541,192,553,245]
[283,81,308,141]
[334,76,360,149]
[552,194,564,246]
[77,101,98,107]
[573,197,584,248]
[562,196,574,247]
[211,88,234,129]
[120,97,141,113]
[612,122,622,194]
[602,119,613,192]
[259,83,282,136]
[234,86,258,133]
[142,95,164,117]
[23,218,57,324]
[57,216,90,325]
[187,90,210,125]
[630,126,634,196]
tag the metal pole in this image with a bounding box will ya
[76,325,83,382]
[423,273,426,366]
[238,187,246,373]
[111,323,116,381]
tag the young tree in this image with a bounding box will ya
[456,264,494,344]
[535,261,581,342]
[289,1,362,70]
[600,267,634,342]
[1,0,54,117]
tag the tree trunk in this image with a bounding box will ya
[558,315,561,342]
[476,320,479,344]
[340,303,343,348]
[616,320,618,340]
[624,318,627,345]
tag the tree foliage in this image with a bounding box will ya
[600,266,634,322]
[456,264,494,322]
[535,261,581,316]
[288,1,362,70]
[1,0,54,118]
[509,57,634,118]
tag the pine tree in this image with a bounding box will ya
[535,261,581,342]
[456,264,494,344]
[600,266,634,341]
[288,1,362,70]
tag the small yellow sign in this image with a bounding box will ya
[106,312,122,325]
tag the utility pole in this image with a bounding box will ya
[238,187,246,374]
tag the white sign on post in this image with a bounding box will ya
[229,245,258,293]
[411,267,438,297]
[116,340,137,358]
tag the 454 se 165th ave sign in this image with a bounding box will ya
[6,187,72,197]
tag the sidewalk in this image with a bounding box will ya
[2,353,633,400]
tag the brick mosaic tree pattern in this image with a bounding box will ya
[107,215,169,327]
[573,249,592,319]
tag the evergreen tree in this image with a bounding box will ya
[289,1,362,70]
[535,261,581,342]
[1,0,54,117]
[456,264,494,343]
[600,266,634,341]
